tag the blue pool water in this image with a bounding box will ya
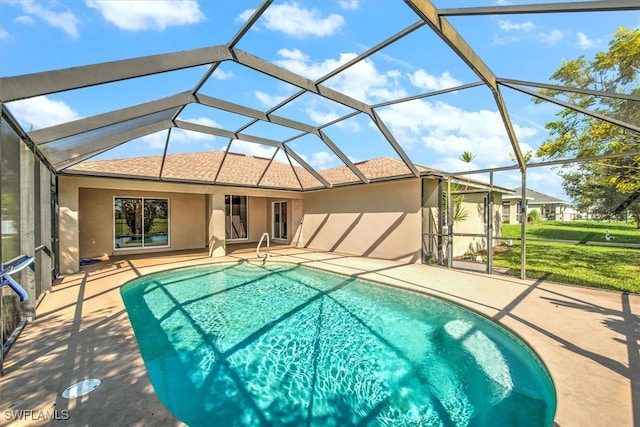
[121,262,556,426]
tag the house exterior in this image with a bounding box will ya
[502,187,577,224]
[58,151,509,273]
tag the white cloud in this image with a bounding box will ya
[227,139,277,158]
[140,131,169,149]
[86,0,204,31]
[305,109,340,125]
[236,9,254,24]
[169,117,219,147]
[14,1,80,38]
[304,151,337,169]
[526,166,566,198]
[492,34,520,45]
[497,19,563,46]
[338,0,360,10]
[538,29,563,46]
[212,69,234,80]
[237,2,344,38]
[498,20,535,32]
[377,99,538,167]
[576,31,596,49]
[254,90,289,107]
[304,108,360,131]
[15,16,34,24]
[274,49,406,103]
[408,70,461,91]
[8,96,81,130]
[0,28,9,41]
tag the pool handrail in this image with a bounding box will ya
[0,255,34,302]
[257,233,270,259]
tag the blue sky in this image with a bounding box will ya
[1,1,638,198]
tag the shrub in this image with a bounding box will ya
[527,209,541,223]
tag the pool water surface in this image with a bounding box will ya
[121,262,556,426]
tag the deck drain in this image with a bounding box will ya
[62,379,101,398]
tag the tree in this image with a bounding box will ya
[535,27,640,226]
[459,150,476,168]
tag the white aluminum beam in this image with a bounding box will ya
[439,1,640,16]
[282,145,332,188]
[197,94,317,134]
[370,110,420,177]
[175,120,284,148]
[232,49,372,114]
[503,82,640,134]
[405,0,526,169]
[0,46,232,102]
[29,92,194,144]
[498,78,640,102]
[317,130,369,184]
[49,121,171,169]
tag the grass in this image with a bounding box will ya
[501,220,640,244]
[493,221,640,293]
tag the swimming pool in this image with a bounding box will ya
[121,262,556,426]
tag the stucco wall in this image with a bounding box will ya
[78,188,207,260]
[298,179,422,263]
[422,179,505,260]
[452,192,503,258]
[59,176,304,272]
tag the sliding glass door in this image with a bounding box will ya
[225,195,248,240]
[114,197,169,249]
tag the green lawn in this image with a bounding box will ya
[494,221,640,293]
[501,220,640,244]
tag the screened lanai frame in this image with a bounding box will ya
[1,0,639,279]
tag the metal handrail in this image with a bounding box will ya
[256,233,270,259]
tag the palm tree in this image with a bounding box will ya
[460,150,476,169]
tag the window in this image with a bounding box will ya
[114,198,169,250]
[502,202,510,224]
[225,195,247,240]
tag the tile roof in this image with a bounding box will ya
[505,187,572,205]
[65,151,431,189]
[66,150,512,193]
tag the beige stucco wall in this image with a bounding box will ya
[297,179,422,263]
[452,192,503,258]
[422,179,442,262]
[422,179,505,260]
[78,188,207,260]
[59,175,304,273]
[59,174,502,272]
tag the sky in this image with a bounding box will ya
[1,0,638,199]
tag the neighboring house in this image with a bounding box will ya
[58,151,510,273]
[502,187,577,223]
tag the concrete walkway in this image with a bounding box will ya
[1,248,638,426]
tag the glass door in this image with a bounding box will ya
[272,201,287,240]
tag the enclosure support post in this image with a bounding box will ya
[20,146,35,319]
[520,172,527,280]
[447,178,453,268]
[487,172,494,275]
[437,179,444,265]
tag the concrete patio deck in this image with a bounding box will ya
[1,248,638,426]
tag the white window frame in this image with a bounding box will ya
[272,200,288,241]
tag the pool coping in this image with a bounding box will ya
[1,248,637,426]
